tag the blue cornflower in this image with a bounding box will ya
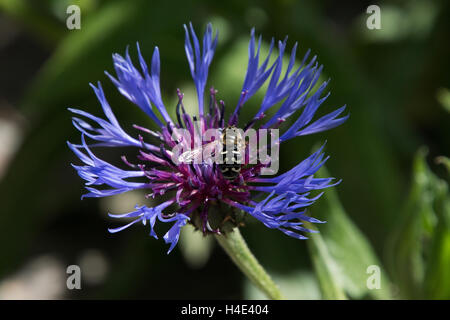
[68,22,348,253]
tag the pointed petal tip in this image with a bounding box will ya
[107,228,118,234]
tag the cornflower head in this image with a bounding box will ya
[68,23,348,253]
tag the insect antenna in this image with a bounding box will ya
[176,89,187,128]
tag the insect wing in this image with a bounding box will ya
[178,140,221,164]
[202,140,221,164]
[178,147,202,163]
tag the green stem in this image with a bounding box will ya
[214,228,284,300]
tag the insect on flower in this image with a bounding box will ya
[177,125,246,180]
[68,22,348,253]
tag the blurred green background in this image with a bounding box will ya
[0,0,448,299]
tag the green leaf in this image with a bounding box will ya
[307,165,392,299]
[388,148,450,299]
[436,156,450,174]
[423,153,450,299]
[244,270,321,300]
[436,88,450,113]
[306,224,348,300]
